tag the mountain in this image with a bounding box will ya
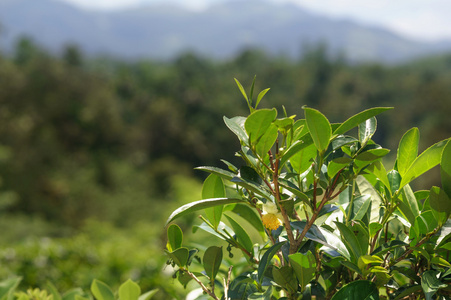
[1,0,450,63]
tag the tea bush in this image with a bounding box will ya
[166,78,451,299]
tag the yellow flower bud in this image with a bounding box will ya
[262,213,281,231]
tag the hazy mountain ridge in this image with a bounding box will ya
[1,0,450,63]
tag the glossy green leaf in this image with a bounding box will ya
[335,222,364,263]
[330,280,378,300]
[255,88,270,109]
[333,107,393,135]
[234,78,248,101]
[328,157,351,179]
[119,280,141,300]
[400,139,449,189]
[272,266,298,293]
[202,174,226,229]
[167,224,183,252]
[304,107,331,152]
[224,214,254,254]
[224,116,248,145]
[421,270,447,300]
[245,108,277,145]
[393,285,422,300]
[398,185,420,226]
[257,242,285,284]
[193,221,233,241]
[289,251,316,290]
[166,247,189,267]
[91,280,114,300]
[289,143,317,174]
[166,198,245,225]
[397,127,420,177]
[203,246,223,283]
[225,203,265,238]
[366,160,390,192]
[388,170,401,195]
[441,140,451,198]
[274,117,294,135]
[349,195,371,223]
[255,123,278,158]
[368,223,383,239]
[291,221,350,259]
[429,186,451,214]
[358,117,377,146]
[248,286,272,300]
[410,211,438,241]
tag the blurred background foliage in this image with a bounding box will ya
[0,36,451,298]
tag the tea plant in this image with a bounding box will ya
[165,78,451,299]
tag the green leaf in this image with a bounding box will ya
[225,203,265,238]
[333,107,393,136]
[366,160,390,192]
[304,107,332,152]
[119,280,141,300]
[245,108,277,145]
[257,242,285,284]
[255,123,278,158]
[91,280,115,300]
[272,266,298,293]
[46,281,62,300]
[388,170,401,195]
[138,289,158,300]
[397,127,420,177]
[358,117,377,146]
[291,221,350,260]
[335,222,365,263]
[224,213,254,254]
[165,247,189,267]
[330,280,378,300]
[289,142,317,174]
[203,246,223,282]
[400,139,450,189]
[0,277,21,300]
[398,185,420,226]
[256,88,270,109]
[429,186,451,214]
[248,286,272,300]
[224,116,248,145]
[167,224,183,252]
[166,197,245,225]
[62,289,85,300]
[349,195,371,223]
[289,251,316,290]
[368,223,383,238]
[421,270,447,300]
[441,140,451,198]
[202,174,226,230]
[410,211,438,241]
[328,157,352,179]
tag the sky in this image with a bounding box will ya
[58,0,451,42]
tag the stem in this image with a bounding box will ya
[184,269,219,300]
[272,155,297,254]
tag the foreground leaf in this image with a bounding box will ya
[400,139,449,189]
[331,280,378,300]
[333,107,393,136]
[91,280,114,300]
[119,279,141,300]
[304,107,332,152]
[166,198,245,225]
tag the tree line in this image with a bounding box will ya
[0,37,450,230]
